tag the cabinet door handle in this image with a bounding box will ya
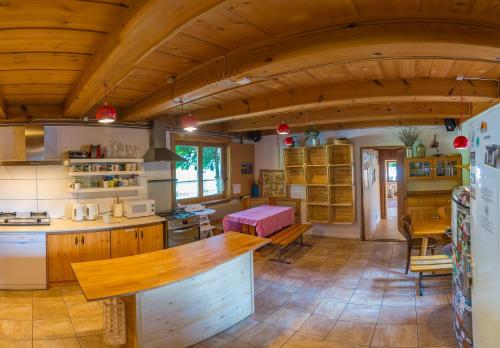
[135,230,138,238]
[140,230,144,239]
[81,236,85,245]
[75,236,78,245]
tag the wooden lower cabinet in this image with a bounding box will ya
[138,224,164,254]
[406,192,452,222]
[48,230,111,282]
[111,223,164,258]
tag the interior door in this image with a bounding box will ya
[111,229,139,258]
[396,149,407,233]
[79,231,111,262]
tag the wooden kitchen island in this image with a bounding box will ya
[72,232,270,348]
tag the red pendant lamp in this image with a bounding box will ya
[283,136,293,146]
[277,121,289,135]
[96,83,117,123]
[182,113,198,132]
[453,81,469,150]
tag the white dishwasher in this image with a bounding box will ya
[0,234,47,290]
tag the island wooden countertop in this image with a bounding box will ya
[72,232,270,301]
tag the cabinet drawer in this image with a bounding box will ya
[407,196,434,207]
[434,196,452,207]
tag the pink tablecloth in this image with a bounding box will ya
[223,205,294,237]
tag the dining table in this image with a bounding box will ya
[223,205,295,238]
[412,219,451,255]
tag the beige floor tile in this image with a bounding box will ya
[339,304,380,323]
[349,289,384,306]
[313,300,347,320]
[33,338,80,348]
[31,289,63,302]
[32,301,69,320]
[0,320,32,340]
[371,324,418,347]
[0,304,32,320]
[332,277,360,289]
[238,322,294,348]
[263,307,310,331]
[71,314,103,337]
[378,306,417,325]
[33,320,74,340]
[0,340,32,348]
[417,323,455,347]
[284,332,366,348]
[253,301,278,321]
[298,314,336,338]
[224,316,260,337]
[324,287,354,303]
[282,293,322,313]
[415,293,450,307]
[0,292,32,305]
[326,320,375,345]
[77,334,124,348]
[356,278,387,290]
[416,305,452,324]
[66,301,102,319]
[382,293,416,307]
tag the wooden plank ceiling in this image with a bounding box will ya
[0,0,499,132]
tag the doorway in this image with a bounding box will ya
[361,147,405,241]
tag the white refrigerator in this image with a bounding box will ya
[467,103,500,348]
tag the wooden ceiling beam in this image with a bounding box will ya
[193,78,497,125]
[63,0,226,118]
[221,102,462,132]
[123,21,500,120]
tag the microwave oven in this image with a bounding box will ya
[123,200,155,218]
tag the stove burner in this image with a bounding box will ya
[0,211,51,226]
[0,212,16,217]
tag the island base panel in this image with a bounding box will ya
[129,252,254,348]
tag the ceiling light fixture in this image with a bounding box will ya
[95,82,117,123]
[277,121,289,135]
[179,100,198,132]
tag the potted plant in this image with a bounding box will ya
[305,124,320,146]
[396,127,421,158]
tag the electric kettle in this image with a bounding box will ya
[72,204,86,222]
[85,203,99,221]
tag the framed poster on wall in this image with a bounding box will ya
[260,169,286,198]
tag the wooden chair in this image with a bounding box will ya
[401,215,438,274]
[411,255,452,296]
[242,197,270,209]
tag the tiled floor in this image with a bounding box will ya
[371,216,405,241]
[0,236,454,348]
[196,236,454,348]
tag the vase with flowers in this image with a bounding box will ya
[305,124,320,146]
[396,127,421,158]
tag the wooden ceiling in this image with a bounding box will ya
[0,0,499,131]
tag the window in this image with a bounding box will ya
[386,160,397,182]
[175,143,225,201]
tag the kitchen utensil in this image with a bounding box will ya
[72,204,86,222]
[113,202,123,217]
[85,204,99,221]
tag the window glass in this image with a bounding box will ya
[202,146,223,196]
[386,161,397,182]
[175,145,198,199]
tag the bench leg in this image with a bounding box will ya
[418,272,423,296]
[270,247,291,264]
[297,235,312,247]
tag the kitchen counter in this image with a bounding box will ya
[72,232,269,348]
[0,215,165,233]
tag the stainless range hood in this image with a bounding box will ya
[0,125,64,166]
[143,120,186,162]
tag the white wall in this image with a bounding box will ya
[362,149,381,238]
[254,125,459,239]
[0,126,153,218]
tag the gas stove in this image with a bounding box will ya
[0,211,50,226]
[157,209,199,231]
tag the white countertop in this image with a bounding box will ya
[0,215,165,234]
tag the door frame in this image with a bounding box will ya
[360,146,405,241]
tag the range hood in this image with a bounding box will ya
[143,120,186,162]
[0,125,64,166]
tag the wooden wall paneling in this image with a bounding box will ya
[0,70,80,85]
[228,143,254,197]
[64,0,226,117]
[0,84,72,96]
[137,51,201,74]
[5,105,63,120]
[156,33,228,63]
[0,53,88,71]
[137,253,253,348]
[4,95,66,105]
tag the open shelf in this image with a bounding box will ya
[69,170,144,177]
[305,146,327,165]
[330,205,355,224]
[285,167,305,185]
[329,186,354,205]
[307,204,329,223]
[284,147,304,166]
[306,166,328,185]
[307,185,329,204]
[67,158,143,163]
[68,186,144,193]
[328,144,353,165]
[329,166,353,185]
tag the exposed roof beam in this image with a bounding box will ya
[123,21,500,120]
[64,0,225,118]
[221,102,463,132]
[193,79,497,125]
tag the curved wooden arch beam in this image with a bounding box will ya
[193,78,496,125]
[123,22,500,120]
[63,0,226,118]
[221,102,464,132]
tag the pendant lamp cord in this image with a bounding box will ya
[459,81,463,135]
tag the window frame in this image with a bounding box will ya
[174,140,227,204]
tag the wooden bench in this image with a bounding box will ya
[410,255,452,296]
[268,224,312,263]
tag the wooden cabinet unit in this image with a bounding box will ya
[284,144,355,224]
[48,230,110,282]
[406,156,461,182]
[138,224,164,254]
[406,192,452,222]
[111,223,164,258]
